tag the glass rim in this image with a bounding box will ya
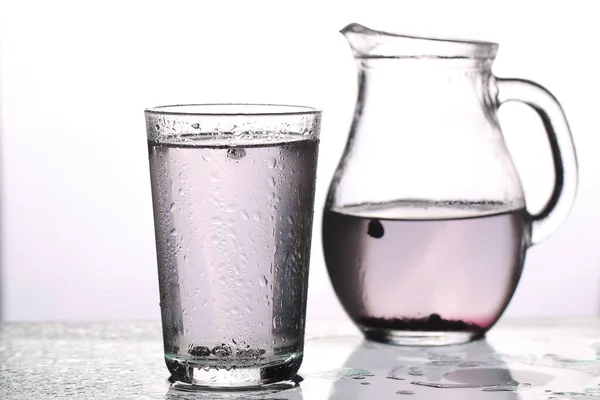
[145,103,321,117]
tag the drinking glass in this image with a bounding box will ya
[145,104,321,388]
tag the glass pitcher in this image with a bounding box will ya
[323,23,578,346]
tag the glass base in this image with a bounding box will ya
[362,327,484,346]
[167,354,303,390]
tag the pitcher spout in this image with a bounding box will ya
[340,23,498,60]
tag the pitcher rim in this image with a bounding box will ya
[341,23,498,60]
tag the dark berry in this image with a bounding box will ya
[428,313,442,323]
[212,344,233,357]
[187,345,211,357]
[367,219,384,238]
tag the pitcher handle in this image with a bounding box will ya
[496,78,578,245]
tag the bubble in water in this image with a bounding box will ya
[267,158,277,169]
[227,147,247,160]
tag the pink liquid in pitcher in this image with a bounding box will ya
[322,201,530,339]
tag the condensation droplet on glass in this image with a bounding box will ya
[269,177,276,188]
[227,147,246,160]
[259,275,268,287]
[183,255,188,263]
[170,228,177,236]
[178,188,183,196]
[287,215,294,224]
[191,123,200,129]
[232,125,243,137]
[211,216,223,225]
[225,228,236,238]
[170,202,176,212]
[252,211,261,221]
[241,210,250,221]
[203,299,208,307]
[232,262,243,275]
[267,158,277,169]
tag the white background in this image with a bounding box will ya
[0,0,598,322]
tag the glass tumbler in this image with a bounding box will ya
[145,104,321,389]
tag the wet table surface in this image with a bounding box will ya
[2,318,600,399]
